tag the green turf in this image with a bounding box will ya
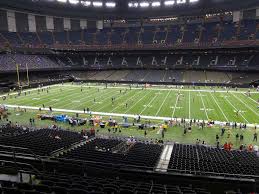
[2,83,259,124]
[1,83,259,148]
[2,108,259,149]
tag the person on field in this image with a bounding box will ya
[221,128,225,136]
[216,134,219,142]
[240,134,244,142]
[253,133,257,142]
[235,133,239,142]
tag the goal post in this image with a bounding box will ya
[15,61,30,91]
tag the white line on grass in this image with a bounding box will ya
[59,84,259,94]
[95,89,136,112]
[21,87,87,107]
[69,88,118,110]
[5,87,63,105]
[34,88,89,106]
[155,89,171,116]
[0,85,60,98]
[188,91,191,119]
[224,96,249,123]
[124,90,152,114]
[171,92,180,118]
[111,89,142,112]
[199,91,209,120]
[140,93,158,115]
[244,95,259,117]
[48,87,100,107]
[5,104,258,127]
[245,94,259,104]
[231,93,259,117]
[210,92,229,122]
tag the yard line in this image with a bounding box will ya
[224,96,249,123]
[125,90,152,114]
[210,92,229,122]
[0,85,60,98]
[155,89,171,116]
[60,84,259,94]
[188,91,191,119]
[245,94,259,104]
[49,87,100,107]
[231,93,259,117]
[5,104,257,126]
[70,88,118,110]
[111,89,142,112]
[198,91,209,120]
[95,89,136,112]
[11,87,79,107]
[171,93,180,118]
[140,93,159,115]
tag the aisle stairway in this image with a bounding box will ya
[155,143,174,172]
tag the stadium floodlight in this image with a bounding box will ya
[105,2,116,8]
[189,0,198,2]
[164,0,175,6]
[93,1,103,7]
[69,0,79,4]
[128,2,139,8]
[81,0,91,6]
[140,2,149,7]
[57,0,67,3]
[151,1,161,7]
[176,0,186,4]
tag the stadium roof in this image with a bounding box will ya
[0,0,259,19]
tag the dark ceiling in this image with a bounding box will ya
[0,0,258,19]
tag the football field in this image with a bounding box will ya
[1,83,259,125]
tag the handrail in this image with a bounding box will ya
[0,144,46,172]
[3,39,259,52]
[56,154,259,180]
[0,159,41,176]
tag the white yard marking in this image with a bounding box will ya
[0,85,60,98]
[224,96,249,123]
[140,94,158,115]
[171,94,180,118]
[143,105,153,107]
[124,90,152,113]
[155,90,171,116]
[220,95,230,98]
[231,93,259,117]
[94,102,103,104]
[210,93,229,122]
[234,110,246,113]
[170,107,182,109]
[5,87,63,105]
[58,84,259,94]
[95,90,136,112]
[5,104,258,127]
[111,89,142,112]
[245,94,259,104]
[188,91,191,119]
[32,98,40,100]
[174,93,184,96]
[68,88,116,110]
[51,99,60,102]
[200,108,214,111]
[199,91,209,120]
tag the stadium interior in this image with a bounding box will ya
[0,0,259,193]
